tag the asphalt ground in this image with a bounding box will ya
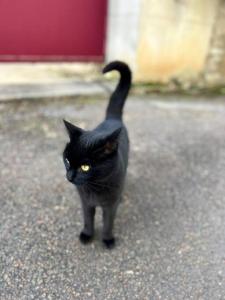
[0,96,225,299]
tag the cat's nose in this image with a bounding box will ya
[66,170,76,182]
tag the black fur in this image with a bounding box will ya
[63,61,132,248]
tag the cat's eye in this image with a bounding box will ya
[80,164,90,172]
[65,158,70,169]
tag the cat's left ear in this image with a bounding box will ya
[63,119,83,140]
[102,127,122,155]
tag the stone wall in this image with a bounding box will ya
[106,0,225,86]
[203,0,225,86]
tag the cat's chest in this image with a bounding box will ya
[77,187,117,207]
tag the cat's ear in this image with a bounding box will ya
[63,119,83,140]
[98,127,121,155]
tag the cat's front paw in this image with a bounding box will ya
[102,237,115,249]
[79,232,93,244]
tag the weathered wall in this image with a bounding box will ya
[106,0,225,85]
[136,0,220,82]
[105,0,141,70]
[203,0,225,86]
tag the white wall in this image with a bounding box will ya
[105,0,141,71]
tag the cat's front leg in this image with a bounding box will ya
[79,202,95,244]
[102,204,118,249]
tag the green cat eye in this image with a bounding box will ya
[80,164,90,172]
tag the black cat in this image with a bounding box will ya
[63,61,132,248]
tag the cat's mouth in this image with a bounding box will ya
[67,176,86,186]
[66,169,88,186]
[73,179,85,186]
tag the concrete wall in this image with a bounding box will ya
[105,0,141,71]
[203,0,225,86]
[106,0,224,85]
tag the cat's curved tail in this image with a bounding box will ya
[103,61,132,120]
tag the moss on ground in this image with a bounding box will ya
[133,82,225,97]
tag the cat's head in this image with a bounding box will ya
[63,120,121,187]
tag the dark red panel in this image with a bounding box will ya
[0,0,107,61]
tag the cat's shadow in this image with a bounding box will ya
[115,168,179,244]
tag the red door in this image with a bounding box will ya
[0,0,107,61]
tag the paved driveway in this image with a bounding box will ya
[0,96,225,299]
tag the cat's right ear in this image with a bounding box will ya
[63,119,83,140]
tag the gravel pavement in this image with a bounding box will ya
[0,96,225,299]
